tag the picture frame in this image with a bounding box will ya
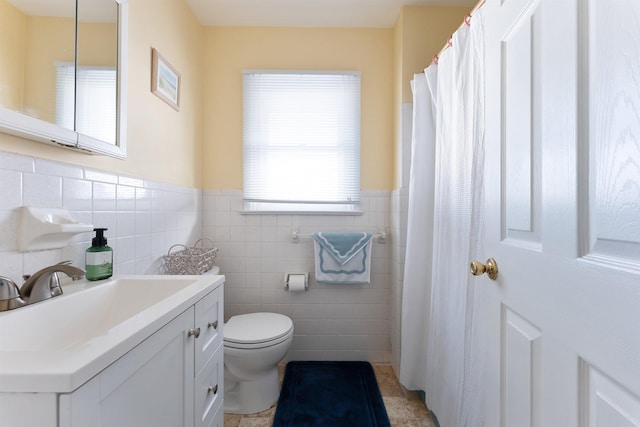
[151,48,180,111]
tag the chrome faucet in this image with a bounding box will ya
[20,263,85,305]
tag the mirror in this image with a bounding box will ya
[0,0,76,129]
[0,0,127,158]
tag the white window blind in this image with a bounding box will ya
[56,63,117,144]
[55,63,75,131]
[243,71,361,213]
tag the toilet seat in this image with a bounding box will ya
[224,312,293,350]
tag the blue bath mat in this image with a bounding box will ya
[273,361,391,427]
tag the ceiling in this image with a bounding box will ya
[7,0,477,28]
[185,0,478,28]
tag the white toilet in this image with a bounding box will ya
[223,312,294,414]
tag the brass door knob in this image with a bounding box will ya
[470,258,498,280]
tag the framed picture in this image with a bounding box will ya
[151,48,180,111]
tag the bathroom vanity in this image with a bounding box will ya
[0,275,224,427]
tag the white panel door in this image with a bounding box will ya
[483,0,640,426]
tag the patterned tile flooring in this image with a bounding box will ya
[223,363,437,427]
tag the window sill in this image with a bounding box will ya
[240,210,364,216]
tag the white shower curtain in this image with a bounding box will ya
[400,9,486,427]
[399,68,438,391]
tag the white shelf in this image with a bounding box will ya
[18,206,93,252]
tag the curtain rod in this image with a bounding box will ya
[431,0,486,65]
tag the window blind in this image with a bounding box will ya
[56,63,117,144]
[76,66,117,144]
[55,63,75,131]
[243,71,361,213]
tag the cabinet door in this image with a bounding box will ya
[208,403,224,427]
[195,344,223,427]
[59,308,195,427]
[195,286,223,375]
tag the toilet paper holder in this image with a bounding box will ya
[284,273,309,291]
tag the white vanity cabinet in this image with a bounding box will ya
[194,286,225,427]
[59,285,224,427]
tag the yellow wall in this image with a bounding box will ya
[398,6,469,103]
[0,3,468,191]
[125,0,203,187]
[392,6,469,189]
[393,12,405,191]
[0,0,203,188]
[202,26,394,191]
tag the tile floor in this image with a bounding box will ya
[223,362,437,427]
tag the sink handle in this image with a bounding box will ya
[187,327,201,338]
[0,276,26,311]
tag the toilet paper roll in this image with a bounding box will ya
[287,274,308,292]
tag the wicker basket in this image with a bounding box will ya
[163,238,218,275]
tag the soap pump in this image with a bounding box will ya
[86,228,113,281]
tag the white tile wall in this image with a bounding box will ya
[389,102,413,373]
[0,151,202,284]
[391,187,409,372]
[203,189,392,362]
[0,149,402,364]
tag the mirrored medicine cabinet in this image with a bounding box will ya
[0,0,128,158]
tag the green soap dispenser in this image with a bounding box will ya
[86,228,113,281]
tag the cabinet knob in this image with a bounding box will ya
[187,327,201,338]
[208,384,218,394]
[207,320,218,330]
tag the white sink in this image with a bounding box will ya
[0,274,223,393]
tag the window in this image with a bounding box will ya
[56,63,117,144]
[243,71,361,213]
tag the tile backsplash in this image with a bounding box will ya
[0,151,202,284]
[203,189,392,362]
[0,150,394,363]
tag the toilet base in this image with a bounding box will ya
[224,367,280,414]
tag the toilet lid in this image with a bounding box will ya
[224,312,293,345]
